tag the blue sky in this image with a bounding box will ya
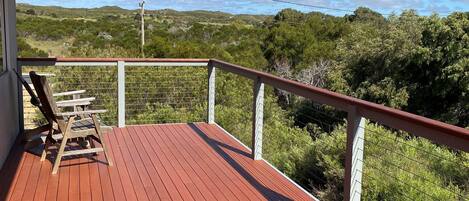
[17,0,469,16]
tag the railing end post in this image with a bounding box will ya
[117,61,126,128]
[207,61,216,124]
[252,77,264,160]
[344,107,365,201]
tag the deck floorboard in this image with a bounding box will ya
[0,123,313,201]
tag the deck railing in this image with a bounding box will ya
[17,57,469,201]
[18,58,209,128]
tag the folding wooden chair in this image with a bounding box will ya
[16,71,94,149]
[29,71,113,174]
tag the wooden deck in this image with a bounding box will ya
[0,123,313,201]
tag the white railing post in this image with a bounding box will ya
[73,94,80,112]
[344,107,366,201]
[252,77,264,160]
[207,61,215,124]
[117,61,125,128]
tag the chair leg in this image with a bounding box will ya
[88,136,98,156]
[91,114,113,166]
[52,117,75,174]
[40,141,48,161]
[41,138,50,162]
[41,127,54,162]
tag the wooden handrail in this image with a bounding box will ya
[17,57,210,63]
[17,57,468,152]
[210,59,469,152]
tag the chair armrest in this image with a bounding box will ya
[56,97,95,108]
[57,110,107,117]
[56,101,92,108]
[53,90,86,97]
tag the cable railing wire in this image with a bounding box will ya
[359,169,416,201]
[295,104,344,122]
[125,66,207,124]
[359,159,442,200]
[22,66,118,126]
[361,125,469,168]
[359,146,466,199]
[21,65,208,126]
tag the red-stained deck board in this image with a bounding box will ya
[145,126,198,201]
[68,158,81,201]
[56,158,70,201]
[158,125,235,201]
[0,123,314,201]
[172,124,266,201]
[87,155,103,201]
[199,123,310,201]
[9,151,34,201]
[0,144,26,201]
[125,127,171,201]
[44,164,59,201]
[120,127,159,200]
[20,153,41,201]
[137,126,185,201]
[79,157,92,201]
[194,124,305,201]
[114,128,151,201]
[149,126,210,201]
[33,157,51,201]
[106,130,139,201]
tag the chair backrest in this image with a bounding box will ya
[29,71,58,122]
[15,71,41,108]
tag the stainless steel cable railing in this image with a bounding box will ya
[18,57,469,201]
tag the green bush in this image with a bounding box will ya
[302,123,469,200]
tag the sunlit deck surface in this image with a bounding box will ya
[0,123,312,201]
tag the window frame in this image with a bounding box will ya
[0,0,5,75]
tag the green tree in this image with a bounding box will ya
[346,7,386,25]
[337,11,469,126]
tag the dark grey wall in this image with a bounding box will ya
[0,72,19,168]
[0,0,19,169]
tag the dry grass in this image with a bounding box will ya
[25,37,73,57]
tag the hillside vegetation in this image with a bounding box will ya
[16,4,469,200]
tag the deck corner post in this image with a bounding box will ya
[3,0,20,133]
[207,61,216,124]
[17,62,24,134]
[252,77,264,160]
[344,106,366,201]
[117,60,125,128]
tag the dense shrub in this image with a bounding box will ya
[301,123,468,200]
